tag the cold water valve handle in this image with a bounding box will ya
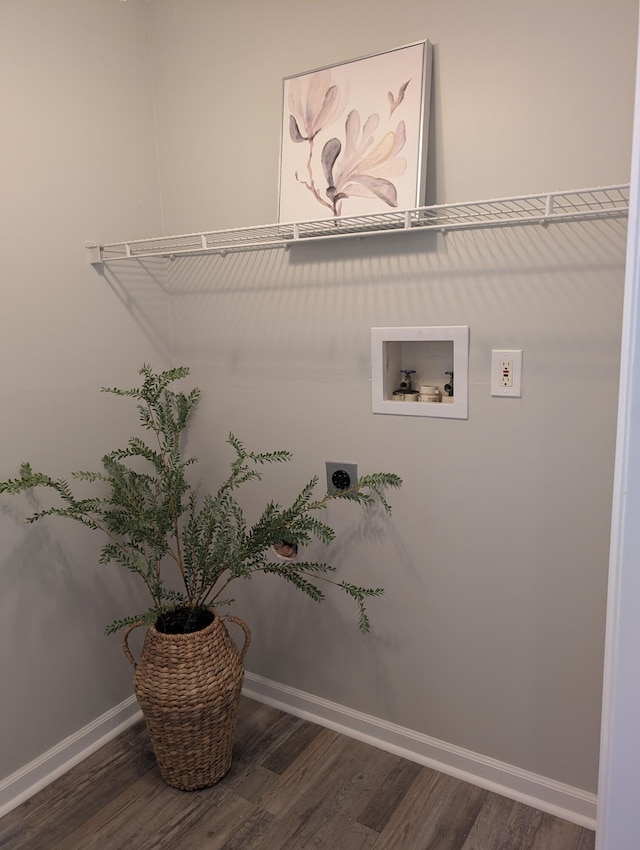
[400,370,416,391]
[444,371,454,397]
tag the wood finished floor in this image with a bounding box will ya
[0,697,595,849]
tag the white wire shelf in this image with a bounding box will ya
[87,184,630,264]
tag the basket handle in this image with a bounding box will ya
[224,614,251,662]
[121,621,144,668]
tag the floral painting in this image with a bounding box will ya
[278,41,432,223]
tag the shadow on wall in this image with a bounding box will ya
[91,215,628,383]
[91,257,173,363]
[143,216,627,385]
[0,493,149,642]
[234,496,423,716]
[163,213,626,285]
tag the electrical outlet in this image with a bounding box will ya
[491,350,523,397]
[326,462,358,493]
[500,359,513,387]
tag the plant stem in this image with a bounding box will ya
[145,398,187,582]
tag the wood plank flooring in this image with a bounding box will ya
[0,697,595,849]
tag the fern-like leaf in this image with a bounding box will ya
[0,365,402,634]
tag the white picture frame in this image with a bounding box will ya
[278,41,432,224]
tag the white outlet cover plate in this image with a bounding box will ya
[491,349,523,397]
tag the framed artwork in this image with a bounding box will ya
[278,40,432,224]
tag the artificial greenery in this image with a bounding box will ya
[0,365,401,634]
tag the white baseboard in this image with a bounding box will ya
[242,672,597,830]
[0,695,142,819]
[1,678,597,830]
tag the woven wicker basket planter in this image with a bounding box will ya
[122,611,251,790]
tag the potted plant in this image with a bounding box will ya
[0,365,401,789]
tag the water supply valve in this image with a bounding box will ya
[444,371,454,397]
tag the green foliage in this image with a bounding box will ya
[0,364,402,634]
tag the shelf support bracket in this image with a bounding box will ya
[542,193,555,226]
[85,242,103,266]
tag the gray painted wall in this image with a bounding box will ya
[0,1,167,778]
[0,0,636,800]
[153,0,636,794]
